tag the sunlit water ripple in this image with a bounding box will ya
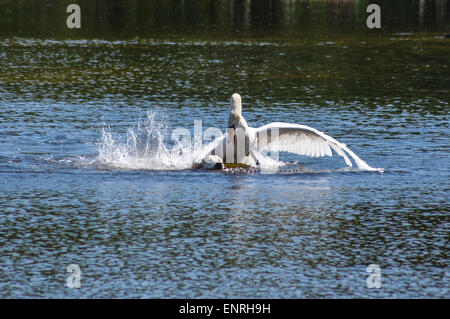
[0,37,448,298]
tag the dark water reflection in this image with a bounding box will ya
[0,1,449,298]
[0,0,449,39]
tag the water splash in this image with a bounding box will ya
[94,110,191,170]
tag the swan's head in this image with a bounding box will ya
[230,93,242,115]
[228,93,244,142]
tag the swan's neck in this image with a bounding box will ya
[230,94,242,115]
[228,112,248,130]
[229,93,247,129]
[231,104,241,116]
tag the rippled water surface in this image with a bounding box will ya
[0,1,449,298]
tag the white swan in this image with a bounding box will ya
[199,93,381,171]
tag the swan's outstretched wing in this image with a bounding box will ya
[253,122,378,171]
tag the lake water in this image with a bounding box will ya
[0,0,449,298]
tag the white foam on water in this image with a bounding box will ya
[94,110,192,170]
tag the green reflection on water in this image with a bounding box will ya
[0,1,448,114]
[1,37,449,111]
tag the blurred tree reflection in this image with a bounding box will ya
[0,0,448,38]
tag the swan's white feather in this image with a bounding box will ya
[198,94,382,172]
[251,122,377,171]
